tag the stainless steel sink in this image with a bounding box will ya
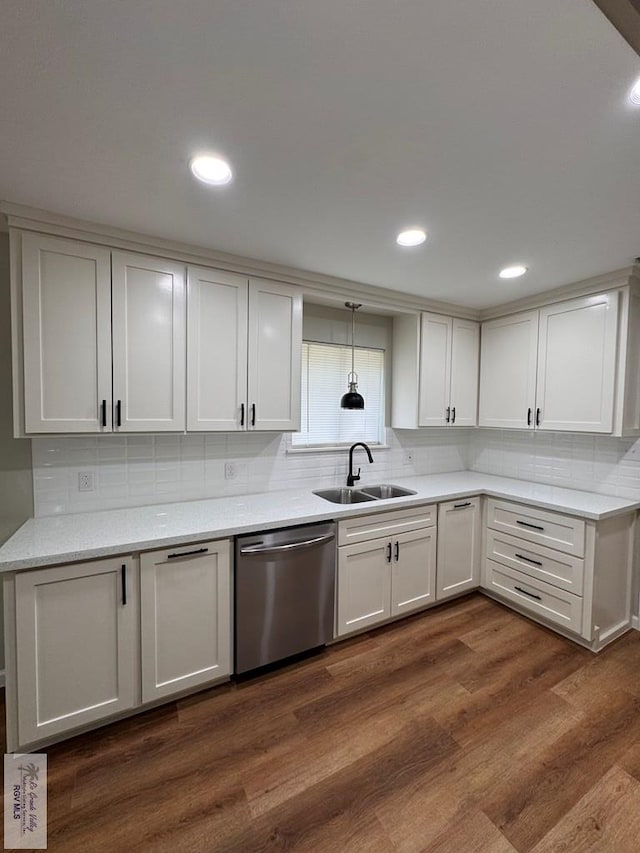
[360,484,417,499]
[313,488,376,504]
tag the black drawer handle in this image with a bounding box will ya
[121,564,127,606]
[516,520,544,531]
[454,502,471,509]
[386,542,392,563]
[515,553,543,567]
[514,585,542,601]
[167,547,209,560]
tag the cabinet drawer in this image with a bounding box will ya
[486,559,583,634]
[486,498,585,557]
[486,530,585,595]
[338,504,436,546]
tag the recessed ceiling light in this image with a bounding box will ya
[629,77,640,105]
[499,264,528,279]
[397,228,427,247]
[189,154,233,186]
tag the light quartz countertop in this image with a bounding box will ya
[0,471,638,572]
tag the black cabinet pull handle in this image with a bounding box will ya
[536,407,541,427]
[240,403,245,427]
[386,542,392,563]
[527,407,532,427]
[167,547,209,560]
[514,585,542,601]
[394,541,400,562]
[121,564,127,606]
[100,399,107,428]
[451,407,456,424]
[454,502,471,509]
[445,406,450,423]
[515,553,543,567]
[516,520,545,531]
[116,400,122,427]
[251,403,256,426]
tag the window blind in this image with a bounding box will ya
[292,341,385,447]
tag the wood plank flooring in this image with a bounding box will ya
[7,593,640,852]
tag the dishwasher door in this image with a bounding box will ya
[235,522,336,674]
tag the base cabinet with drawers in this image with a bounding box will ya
[3,539,232,752]
[336,505,437,637]
[482,497,635,649]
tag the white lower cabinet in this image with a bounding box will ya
[336,507,436,637]
[436,497,481,600]
[140,540,231,702]
[6,539,233,751]
[482,498,635,650]
[13,557,138,747]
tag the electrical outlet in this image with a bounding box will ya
[403,452,413,465]
[78,471,94,492]
[224,462,236,480]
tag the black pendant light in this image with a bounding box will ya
[341,302,365,410]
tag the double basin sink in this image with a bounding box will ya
[313,484,417,504]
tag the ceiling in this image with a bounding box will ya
[1,0,639,309]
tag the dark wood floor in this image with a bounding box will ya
[9,593,640,852]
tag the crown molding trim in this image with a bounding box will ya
[0,200,479,319]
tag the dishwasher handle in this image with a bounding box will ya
[239,532,335,555]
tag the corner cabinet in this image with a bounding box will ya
[479,288,640,435]
[392,312,479,429]
[16,232,186,434]
[11,557,138,747]
[436,496,481,599]
[186,270,302,432]
[336,505,437,637]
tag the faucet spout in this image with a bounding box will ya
[347,442,374,487]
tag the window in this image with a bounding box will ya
[292,341,385,448]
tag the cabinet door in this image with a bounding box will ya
[418,313,452,427]
[247,280,302,431]
[437,497,481,599]
[21,233,112,433]
[112,252,186,431]
[535,293,619,433]
[337,539,392,636]
[391,528,437,616]
[187,266,248,431]
[479,311,539,429]
[15,557,137,746]
[140,540,231,703]
[450,319,479,426]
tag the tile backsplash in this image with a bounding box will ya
[469,429,640,499]
[32,427,640,517]
[31,428,471,516]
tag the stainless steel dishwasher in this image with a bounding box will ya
[235,521,336,674]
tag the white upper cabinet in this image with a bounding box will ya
[479,292,627,434]
[535,293,618,432]
[112,252,186,432]
[187,273,302,432]
[418,313,452,427]
[21,233,112,433]
[187,267,248,431]
[393,312,479,429]
[247,279,302,431]
[479,311,539,429]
